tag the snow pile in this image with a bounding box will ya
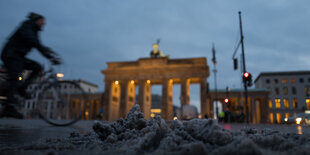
[92,104,310,154]
[1,104,310,154]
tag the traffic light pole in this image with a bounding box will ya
[239,11,249,124]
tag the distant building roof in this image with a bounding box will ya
[75,79,99,88]
[254,70,310,83]
[209,88,269,93]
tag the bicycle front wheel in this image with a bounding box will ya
[37,81,88,126]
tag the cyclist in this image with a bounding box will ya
[0,12,61,119]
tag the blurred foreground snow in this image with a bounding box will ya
[1,104,310,155]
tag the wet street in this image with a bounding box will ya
[219,123,310,135]
[0,119,94,148]
[0,118,309,148]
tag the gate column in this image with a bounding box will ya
[103,80,111,120]
[138,80,151,119]
[162,79,173,120]
[181,78,190,118]
[181,78,190,106]
[200,78,207,118]
[120,80,129,118]
[110,81,121,121]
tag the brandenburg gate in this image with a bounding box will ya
[102,56,210,121]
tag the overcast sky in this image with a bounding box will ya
[1,1,310,111]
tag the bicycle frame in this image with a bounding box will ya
[1,65,88,126]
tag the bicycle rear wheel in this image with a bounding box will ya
[37,81,88,126]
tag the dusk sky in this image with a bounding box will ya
[1,1,310,110]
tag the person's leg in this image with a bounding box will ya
[3,57,23,105]
[18,58,42,95]
[0,57,24,119]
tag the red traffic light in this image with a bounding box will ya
[224,98,229,103]
[243,72,250,78]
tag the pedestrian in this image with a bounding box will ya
[219,111,225,123]
[0,12,61,119]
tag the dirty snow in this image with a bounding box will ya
[1,104,310,155]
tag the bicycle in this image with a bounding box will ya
[0,65,88,126]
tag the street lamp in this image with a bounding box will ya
[211,43,219,119]
[56,73,64,78]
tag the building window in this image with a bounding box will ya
[275,99,281,108]
[275,87,279,95]
[305,87,310,96]
[285,113,290,119]
[293,99,298,108]
[283,98,289,108]
[306,99,310,110]
[268,99,273,108]
[300,78,304,83]
[292,87,297,95]
[276,113,281,123]
[274,79,278,84]
[308,78,310,83]
[283,87,288,95]
[266,79,270,84]
[269,113,274,124]
[282,78,287,84]
[290,78,296,83]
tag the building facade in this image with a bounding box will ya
[255,71,310,123]
[23,79,99,119]
[207,88,269,124]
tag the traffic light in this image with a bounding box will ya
[243,72,253,87]
[233,58,238,70]
[224,98,229,104]
[224,98,231,108]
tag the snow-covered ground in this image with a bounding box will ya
[1,104,310,155]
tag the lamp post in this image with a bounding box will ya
[212,43,218,119]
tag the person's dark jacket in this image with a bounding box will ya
[1,18,55,60]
